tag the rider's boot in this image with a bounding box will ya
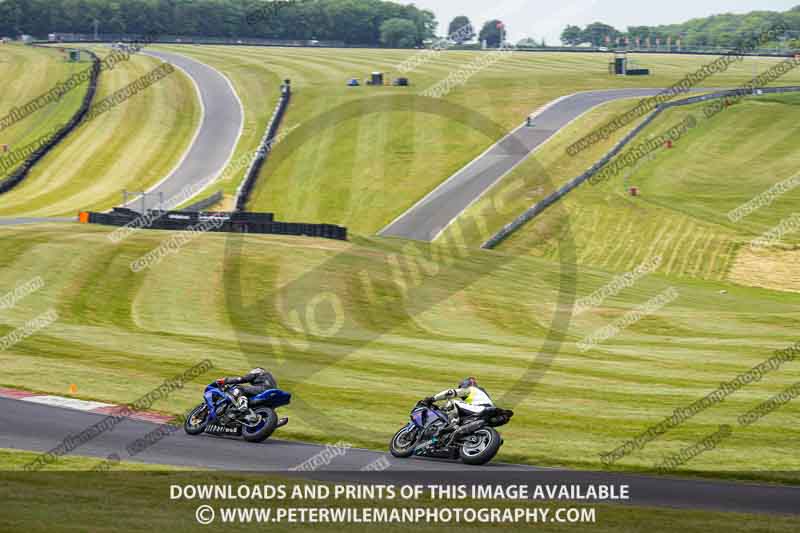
[235,396,260,425]
[234,395,248,412]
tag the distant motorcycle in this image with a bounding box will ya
[389,400,513,465]
[184,381,291,443]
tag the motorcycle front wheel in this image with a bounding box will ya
[389,425,418,458]
[184,404,209,435]
[459,427,501,465]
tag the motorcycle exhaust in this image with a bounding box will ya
[451,420,485,440]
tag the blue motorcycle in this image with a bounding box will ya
[389,400,513,465]
[184,381,291,443]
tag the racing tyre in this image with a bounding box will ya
[459,427,501,465]
[389,425,418,458]
[184,404,209,436]
[242,407,279,443]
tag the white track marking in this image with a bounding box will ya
[22,395,114,412]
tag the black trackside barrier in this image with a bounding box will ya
[134,209,277,224]
[85,209,347,242]
[0,47,101,195]
[234,81,292,211]
[481,85,800,249]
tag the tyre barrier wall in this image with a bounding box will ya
[0,47,100,195]
[481,85,800,249]
[82,208,348,241]
[234,83,292,211]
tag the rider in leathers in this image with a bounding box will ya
[422,377,494,427]
[216,368,277,417]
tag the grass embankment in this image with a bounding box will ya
[455,93,800,285]
[0,44,87,181]
[0,46,201,217]
[1,47,798,484]
[0,449,798,532]
[157,47,800,234]
[0,224,797,479]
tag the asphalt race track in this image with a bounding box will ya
[1,398,798,515]
[379,88,708,242]
[122,49,243,212]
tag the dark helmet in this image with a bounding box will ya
[459,377,477,389]
[250,368,277,388]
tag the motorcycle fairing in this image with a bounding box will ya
[249,388,291,408]
[203,384,229,421]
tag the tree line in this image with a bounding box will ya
[0,0,436,47]
[561,6,800,49]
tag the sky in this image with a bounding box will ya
[410,0,800,44]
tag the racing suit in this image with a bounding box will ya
[222,371,277,411]
[432,385,495,425]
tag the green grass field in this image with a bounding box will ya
[0,44,87,181]
[155,47,800,234]
[0,223,798,480]
[0,46,201,216]
[0,47,798,485]
[0,449,798,532]
[456,92,800,286]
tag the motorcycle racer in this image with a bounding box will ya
[422,377,495,426]
[216,368,277,414]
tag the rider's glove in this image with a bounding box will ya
[422,397,435,406]
[216,378,226,387]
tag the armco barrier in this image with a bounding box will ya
[0,47,100,195]
[481,85,800,249]
[82,209,347,242]
[235,82,292,211]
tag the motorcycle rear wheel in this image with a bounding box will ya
[242,407,279,443]
[389,425,418,458]
[459,427,501,465]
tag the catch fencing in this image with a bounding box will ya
[481,85,800,249]
[0,47,100,195]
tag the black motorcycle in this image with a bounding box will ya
[389,401,513,465]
